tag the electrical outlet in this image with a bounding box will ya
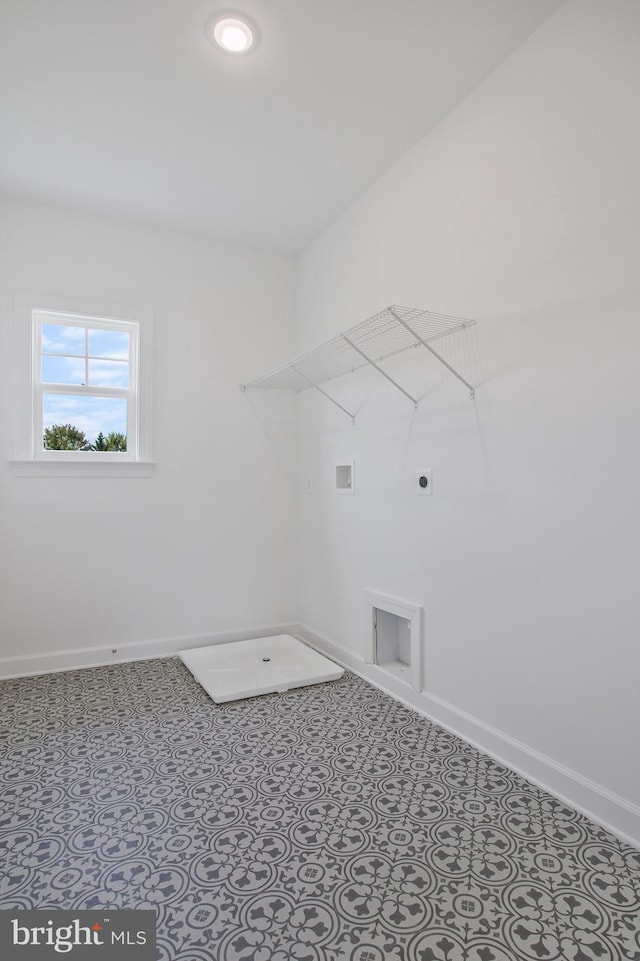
[416,469,432,495]
[305,475,313,492]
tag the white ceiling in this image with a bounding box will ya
[0,0,563,252]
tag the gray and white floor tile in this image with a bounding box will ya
[1,658,639,960]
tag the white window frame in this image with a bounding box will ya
[11,294,154,477]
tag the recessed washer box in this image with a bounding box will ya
[179,634,344,703]
[336,461,355,493]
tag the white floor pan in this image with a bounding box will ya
[179,634,344,703]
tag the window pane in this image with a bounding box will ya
[42,394,127,450]
[42,324,85,356]
[88,328,129,360]
[88,359,128,387]
[42,355,86,385]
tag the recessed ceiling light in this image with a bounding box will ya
[208,15,256,54]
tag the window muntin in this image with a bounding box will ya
[41,324,130,388]
[33,310,139,459]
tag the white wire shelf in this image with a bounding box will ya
[240,305,476,421]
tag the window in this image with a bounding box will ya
[35,311,137,457]
[11,295,153,476]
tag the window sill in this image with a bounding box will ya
[10,460,156,478]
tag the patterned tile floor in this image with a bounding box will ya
[1,658,639,960]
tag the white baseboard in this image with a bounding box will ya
[0,623,300,680]
[296,622,640,851]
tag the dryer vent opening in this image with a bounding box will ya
[364,590,422,692]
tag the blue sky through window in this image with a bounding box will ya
[42,324,129,359]
[42,355,85,385]
[88,328,129,359]
[41,324,84,355]
[40,321,130,444]
[43,394,127,443]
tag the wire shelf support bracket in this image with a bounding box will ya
[240,305,476,420]
[388,307,476,400]
[291,365,356,423]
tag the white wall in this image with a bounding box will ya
[296,0,640,843]
[0,196,298,671]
